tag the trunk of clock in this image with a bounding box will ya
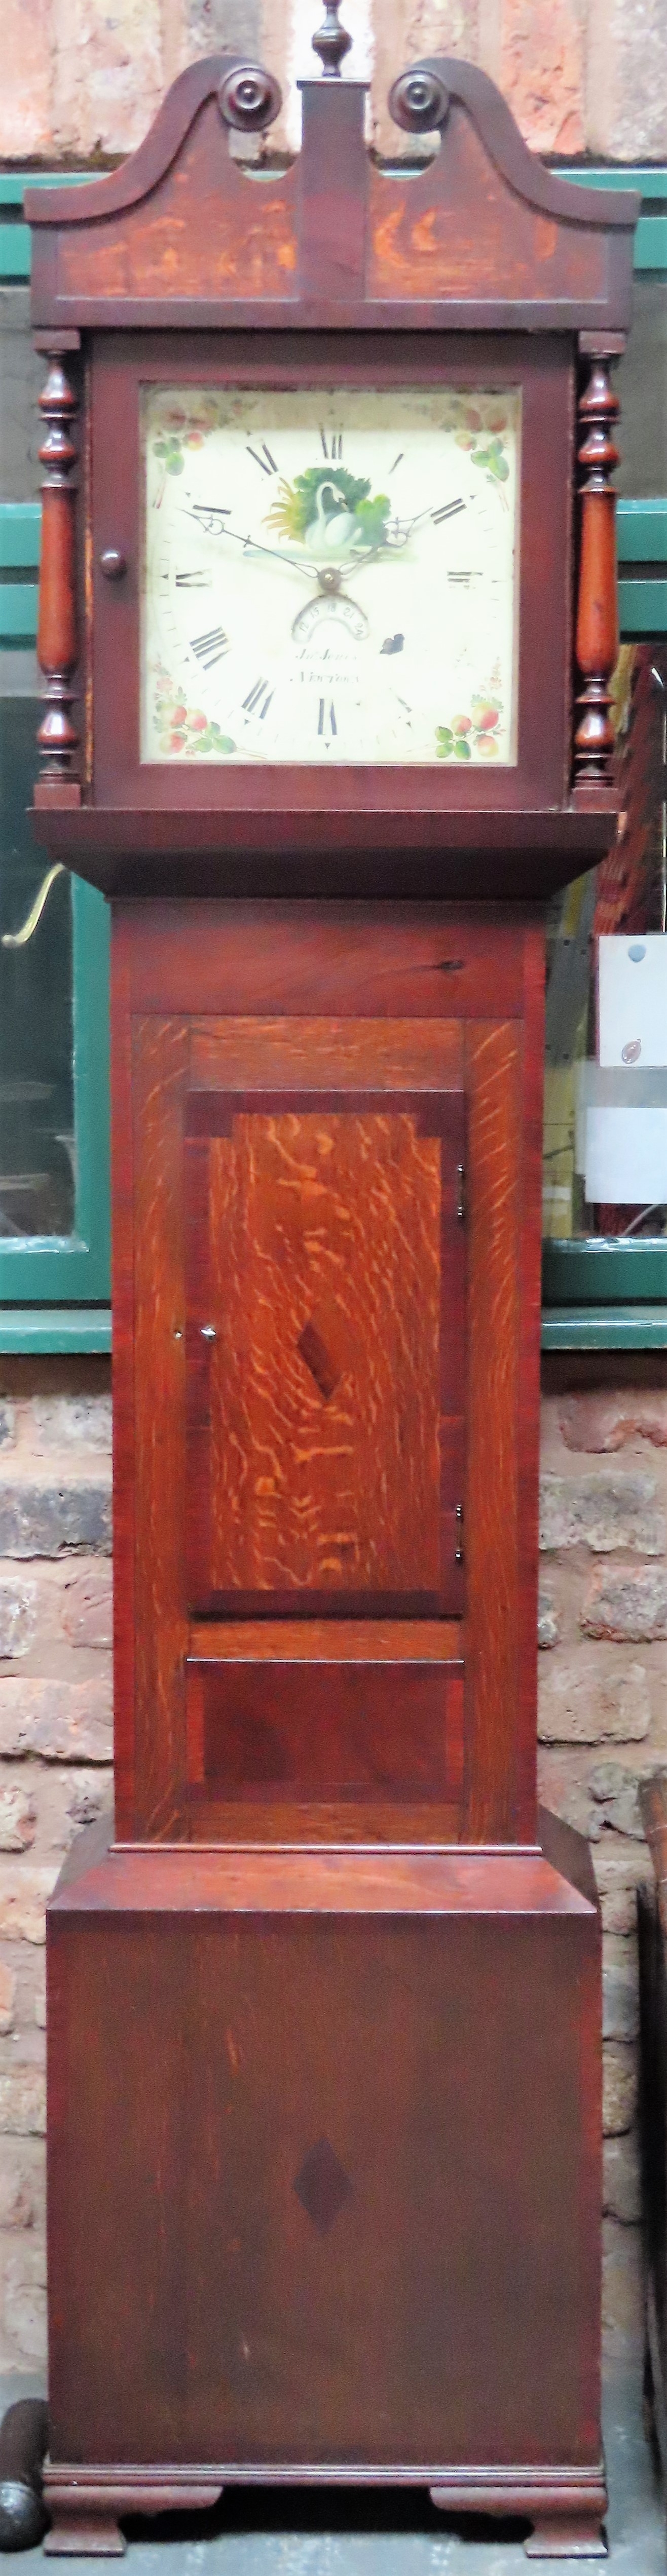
[43,897,605,2547]
[110,900,543,1847]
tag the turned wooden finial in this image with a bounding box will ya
[574,352,621,790]
[312,1,352,76]
[35,352,80,797]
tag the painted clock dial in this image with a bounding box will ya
[141,384,522,767]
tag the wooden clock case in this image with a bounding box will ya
[26,40,638,2560]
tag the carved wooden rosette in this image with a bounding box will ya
[35,353,80,793]
[574,353,620,789]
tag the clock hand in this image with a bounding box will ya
[178,509,317,584]
[182,506,392,591]
[382,498,467,550]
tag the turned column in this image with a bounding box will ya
[34,349,80,806]
[573,343,621,791]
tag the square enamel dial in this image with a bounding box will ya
[141,383,521,768]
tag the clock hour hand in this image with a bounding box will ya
[381,498,467,550]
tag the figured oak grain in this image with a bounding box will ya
[204,1108,441,1601]
[188,1620,461,1661]
[190,1018,463,1090]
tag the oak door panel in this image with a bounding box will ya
[185,1085,465,1615]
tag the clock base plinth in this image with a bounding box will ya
[40,2472,608,2560]
[47,1820,603,2522]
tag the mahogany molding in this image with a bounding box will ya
[25,53,639,334]
[30,801,620,903]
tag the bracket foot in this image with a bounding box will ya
[525,2518,607,2559]
[44,2513,125,2556]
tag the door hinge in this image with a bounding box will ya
[456,1163,465,1221]
[455,1501,464,1564]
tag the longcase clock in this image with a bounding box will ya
[26,15,638,2557]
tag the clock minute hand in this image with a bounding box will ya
[179,509,317,584]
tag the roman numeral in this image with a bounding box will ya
[432,498,466,526]
[176,569,212,589]
[243,677,273,719]
[320,430,343,460]
[318,698,337,738]
[246,443,278,475]
[190,626,229,668]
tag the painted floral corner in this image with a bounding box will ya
[439,390,518,494]
[151,662,236,757]
[436,692,503,762]
[149,395,221,498]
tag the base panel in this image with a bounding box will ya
[47,1822,604,2520]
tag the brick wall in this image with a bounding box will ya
[538,1380,667,2356]
[3,0,667,165]
[0,1363,664,2367]
[0,1372,112,2372]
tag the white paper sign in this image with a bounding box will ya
[585,1106,667,1203]
[598,936,667,1068]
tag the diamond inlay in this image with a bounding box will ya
[297,1319,341,1403]
[293,2136,353,2235]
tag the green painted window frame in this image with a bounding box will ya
[2,167,666,1352]
[1,177,111,1347]
[0,870,110,1305]
[541,486,667,1345]
[1,503,110,1332]
[540,165,667,1347]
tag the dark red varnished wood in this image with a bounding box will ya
[25,53,638,335]
[187,1656,464,1795]
[38,45,611,2534]
[29,807,621,902]
[574,355,621,789]
[46,1819,603,2495]
[523,2518,606,2557]
[35,355,80,790]
[105,900,547,1017]
[112,902,542,1847]
[88,333,571,827]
